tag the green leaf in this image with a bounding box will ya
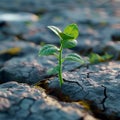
[47,65,59,75]
[102,53,113,60]
[39,44,59,56]
[89,53,113,63]
[59,32,74,40]
[64,24,79,39]
[62,40,77,48]
[89,53,102,63]
[48,26,61,37]
[64,53,84,63]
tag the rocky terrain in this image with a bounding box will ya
[0,0,120,120]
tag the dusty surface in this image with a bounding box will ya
[0,0,120,120]
[45,61,120,119]
[0,81,98,120]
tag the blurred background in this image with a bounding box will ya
[0,0,120,62]
[0,1,120,120]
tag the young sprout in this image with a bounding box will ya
[39,24,85,86]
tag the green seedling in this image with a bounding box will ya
[39,24,85,86]
[89,53,113,64]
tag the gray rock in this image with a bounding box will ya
[45,61,120,119]
[0,0,81,13]
[23,27,60,45]
[111,30,120,41]
[0,32,16,41]
[74,36,104,54]
[20,98,34,110]
[0,53,56,84]
[0,59,45,84]
[0,97,11,111]
[0,0,48,13]
[104,41,120,59]
[0,21,17,42]
[0,0,119,17]
[0,81,98,120]
[0,40,39,67]
[0,41,39,55]
[61,8,119,25]
[0,48,82,85]
[0,21,28,36]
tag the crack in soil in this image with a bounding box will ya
[32,63,119,120]
[101,85,107,112]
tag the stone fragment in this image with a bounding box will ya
[0,41,39,67]
[104,41,120,59]
[46,61,120,119]
[0,81,98,120]
[111,30,120,41]
[0,49,82,84]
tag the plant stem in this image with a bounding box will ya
[58,43,64,86]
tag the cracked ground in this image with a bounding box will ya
[0,0,120,120]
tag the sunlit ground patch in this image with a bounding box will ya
[0,12,38,22]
